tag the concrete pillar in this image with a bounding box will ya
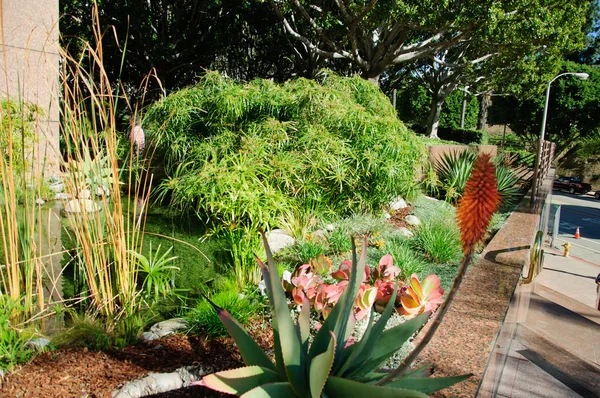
[0,0,60,178]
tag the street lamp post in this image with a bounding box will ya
[530,72,589,207]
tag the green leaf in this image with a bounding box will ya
[201,366,280,395]
[259,232,307,396]
[309,331,336,398]
[255,254,286,380]
[386,374,472,394]
[298,297,311,353]
[241,382,297,398]
[350,312,430,378]
[204,295,275,371]
[337,284,398,377]
[324,376,427,398]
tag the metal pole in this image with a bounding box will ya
[530,81,552,206]
[460,91,467,129]
[392,89,397,109]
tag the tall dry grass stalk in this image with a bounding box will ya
[0,97,47,319]
[59,5,157,320]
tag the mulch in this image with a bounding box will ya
[0,319,274,398]
[387,205,415,230]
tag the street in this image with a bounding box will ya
[549,189,600,265]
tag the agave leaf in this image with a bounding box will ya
[324,376,427,398]
[200,366,280,395]
[298,297,311,353]
[309,331,336,398]
[350,312,430,378]
[240,382,297,398]
[310,237,368,365]
[386,374,472,394]
[204,296,275,371]
[337,284,398,377]
[255,255,286,379]
[259,232,307,397]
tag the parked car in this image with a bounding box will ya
[595,191,600,200]
[553,176,592,194]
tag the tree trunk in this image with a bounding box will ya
[366,74,380,86]
[477,91,492,131]
[426,96,444,138]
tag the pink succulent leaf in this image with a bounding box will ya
[344,335,356,348]
[292,287,306,305]
[356,286,377,311]
[331,260,352,281]
[409,274,423,299]
[421,274,442,297]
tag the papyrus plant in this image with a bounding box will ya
[197,233,469,397]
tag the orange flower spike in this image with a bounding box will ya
[456,154,499,255]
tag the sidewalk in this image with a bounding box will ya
[495,246,600,397]
[537,247,600,312]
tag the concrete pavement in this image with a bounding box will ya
[495,246,600,397]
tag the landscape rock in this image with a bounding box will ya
[397,227,414,238]
[325,223,335,232]
[96,185,110,197]
[112,366,206,398]
[266,229,295,254]
[28,337,51,350]
[54,192,72,200]
[384,211,392,220]
[424,195,439,201]
[404,215,421,226]
[49,182,64,193]
[390,197,408,210]
[142,318,188,342]
[312,229,328,240]
[35,198,45,206]
[78,189,92,199]
[64,199,100,213]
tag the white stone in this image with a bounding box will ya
[28,337,51,350]
[49,182,64,193]
[404,215,421,226]
[142,318,188,342]
[35,198,45,205]
[96,185,110,197]
[258,280,267,296]
[54,192,72,200]
[266,229,295,254]
[424,195,439,201]
[78,188,91,199]
[325,223,335,232]
[384,211,391,220]
[64,199,99,213]
[397,227,414,238]
[390,197,408,210]
[282,270,292,284]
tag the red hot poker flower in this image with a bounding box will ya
[456,153,499,254]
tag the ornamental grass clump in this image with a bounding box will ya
[197,233,469,397]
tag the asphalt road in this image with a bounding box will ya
[549,189,600,265]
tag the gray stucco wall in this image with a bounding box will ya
[0,0,60,177]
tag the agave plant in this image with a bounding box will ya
[434,150,477,202]
[196,234,469,397]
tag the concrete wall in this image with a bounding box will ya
[0,0,60,177]
[428,144,498,167]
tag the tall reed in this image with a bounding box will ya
[58,5,157,321]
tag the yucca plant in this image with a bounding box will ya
[196,233,470,397]
[494,165,523,210]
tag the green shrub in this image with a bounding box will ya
[436,127,488,145]
[0,298,35,371]
[187,289,260,339]
[145,71,424,228]
[326,226,352,255]
[412,222,462,265]
[292,238,327,264]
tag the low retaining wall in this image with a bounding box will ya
[413,169,554,397]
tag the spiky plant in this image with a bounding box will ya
[196,233,470,397]
[434,150,477,202]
